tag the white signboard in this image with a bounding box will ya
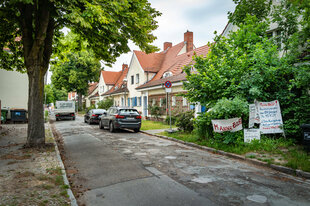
[258,100,283,134]
[249,103,260,128]
[244,129,260,143]
[212,118,242,133]
[165,88,171,93]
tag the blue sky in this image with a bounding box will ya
[47,0,236,83]
[104,0,236,71]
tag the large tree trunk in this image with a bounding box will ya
[26,64,46,147]
[78,93,83,111]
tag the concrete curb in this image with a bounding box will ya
[140,130,310,180]
[48,123,78,206]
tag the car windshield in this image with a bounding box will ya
[119,109,139,115]
[93,109,106,114]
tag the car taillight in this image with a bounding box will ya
[92,114,97,117]
[115,114,125,119]
[71,113,75,116]
[135,115,142,119]
[56,114,59,117]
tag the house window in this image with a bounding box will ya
[128,98,130,107]
[172,96,176,106]
[152,99,156,106]
[131,75,134,85]
[160,98,163,107]
[138,97,142,106]
[100,86,104,93]
[136,74,139,84]
[183,97,187,106]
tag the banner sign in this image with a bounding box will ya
[258,100,283,134]
[249,103,260,128]
[244,129,260,143]
[212,118,242,133]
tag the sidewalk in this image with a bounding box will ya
[0,124,70,205]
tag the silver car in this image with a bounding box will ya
[99,107,141,133]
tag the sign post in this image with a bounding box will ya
[164,81,174,133]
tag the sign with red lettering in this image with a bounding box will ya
[211,118,242,133]
[258,100,283,134]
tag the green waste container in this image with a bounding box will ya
[1,109,8,123]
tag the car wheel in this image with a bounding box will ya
[99,120,104,129]
[56,118,59,121]
[134,128,140,133]
[88,119,92,125]
[84,117,87,123]
[109,122,115,133]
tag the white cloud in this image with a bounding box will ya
[108,0,236,72]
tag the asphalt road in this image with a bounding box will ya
[53,115,310,206]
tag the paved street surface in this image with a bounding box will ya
[53,116,310,206]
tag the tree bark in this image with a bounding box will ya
[25,63,46,147]
[78,93,83,111]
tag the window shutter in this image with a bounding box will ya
[135,97,137,106]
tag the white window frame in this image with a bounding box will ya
[152,98,156,106]
[172,96,176,106]
[136,74,139,84]
[183,97,187,106]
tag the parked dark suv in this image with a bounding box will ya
[84,109,107,124]
[99,107,141,132]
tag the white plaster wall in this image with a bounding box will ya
[0,69,28,110]
[127,53,146,111]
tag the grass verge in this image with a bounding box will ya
[141,120,175,131]
[158,131,310,172]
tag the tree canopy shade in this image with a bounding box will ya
[0,0,161,147]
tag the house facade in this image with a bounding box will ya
[101,64,129,107]
[85,82,99,108]
[132,31,209,117]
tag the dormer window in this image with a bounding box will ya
[163,72,172,78]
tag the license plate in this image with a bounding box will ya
[127,117,135,120]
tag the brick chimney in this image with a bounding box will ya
[184,30,193,53]
[122,63,128,71]
[164,42,172,51]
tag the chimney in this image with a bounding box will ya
[184,30,193,53]
[164,42,172,51]
[122,63,128,71]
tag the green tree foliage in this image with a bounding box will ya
[175,111,194,132]
[44,84,67,105]
[184,15,310,139]
[51,50,101,109]
[97,98,113,110]
[0,0,160,147]
[228,0,272,25]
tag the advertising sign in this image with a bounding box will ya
[249,103,260,128]
[244,129,260,143]
[212,118,242,133]
[258,100,283,134]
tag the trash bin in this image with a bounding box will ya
[1,109,8,123]
[11,109,27,123]
[301,124,310,151]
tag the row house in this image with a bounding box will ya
[101,64,129,106]
[94,31,210,117]
[131,31,210,117]
[85,82,99,108]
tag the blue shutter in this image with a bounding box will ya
[131,98,134,107]
[139,97,141,106]
[128,98,130,107]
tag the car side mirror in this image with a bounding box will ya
[104,112,107,116]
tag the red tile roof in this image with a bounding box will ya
[88,82,98,95]
[134,51,165,72]
[102,66,129,96]
[136,44,209,89]
[101,71,122,85]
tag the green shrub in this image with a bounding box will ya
[195,97,248,144]
[176,111,194,132]
[97,98,113,110]
[165,111,178,125]
[148,105,161,119]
